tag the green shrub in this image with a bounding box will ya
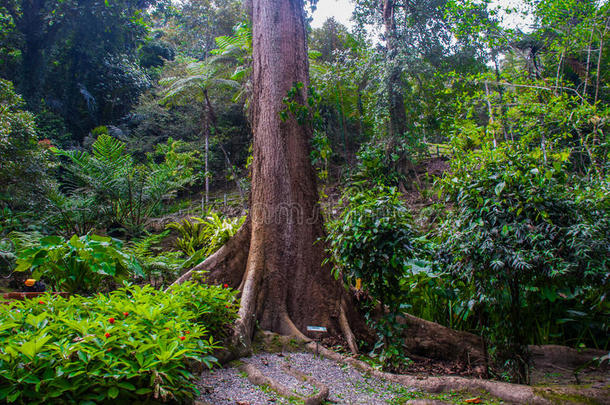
[353,139,428,188]
[353,143,403,186]
[167,211,245,257]
[438,146,609,382]
[326,185,418,368]
[0,79,56,213]
[326,185,415,309]
[14,234,143,294]
[0,282,237,403]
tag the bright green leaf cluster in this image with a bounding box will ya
[14,234,142,294]
[0,282,238,403]
[167,210,245,257]
[326,185,416,308]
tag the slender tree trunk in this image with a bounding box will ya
[594,17,609,105]
[554,50,564,95]
[205,129,209,205]
[387,66,408,138]
[336,85,349,163]
[201,111,210,206]
[484,81,497,148]
[582,25,594,102]
[492,51,508,141]
[383,0,408,140]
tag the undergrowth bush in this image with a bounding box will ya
[438,146,610,382]
[126,230,185,287]
[167,211,245,257]
[13,234,143,294]
[0,282,238,404]
[326,185,420,369]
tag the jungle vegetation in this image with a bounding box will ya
[0,0,608,401]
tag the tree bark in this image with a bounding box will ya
[173,0,487,366]
[174,0,362,353]
[238,0,357,344]
[398,313,486,366]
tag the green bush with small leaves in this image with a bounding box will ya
[438,146,610,382]
[0,282,238,404]
[326,185,415,309]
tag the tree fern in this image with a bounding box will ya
[50,135,194,235]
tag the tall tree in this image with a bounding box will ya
[168,6,566,396]
[172,0,485,363]
[173,0,361,352]
[2,0,160,139]
[2,0,66,109]
[160,58,239,205]
[309,17,356,63]
[382,0,409,138]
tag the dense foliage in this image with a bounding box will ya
[50,133,197,235]
[326,185,420,368]
[327,186,415,311]
[0,79,55,214]
[439,147,609,381]
[0,282,237,403]
[14,234,142,294]
[0,0,608,388]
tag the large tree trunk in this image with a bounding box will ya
[237,0,358,346]
[172,0,483,363]
[174,0,362,354]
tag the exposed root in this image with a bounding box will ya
[281,312,312,342]
[235,220,265,345]
[282,364,329,405]
[238,362,329,405]
[339,299,358,355]
[306,342,552,405]
[169,218,251,289]
[398,313,486,366]
[238,363,295,398]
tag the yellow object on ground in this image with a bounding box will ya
[25,279,36,287]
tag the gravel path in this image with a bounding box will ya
[197,352,419,404]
